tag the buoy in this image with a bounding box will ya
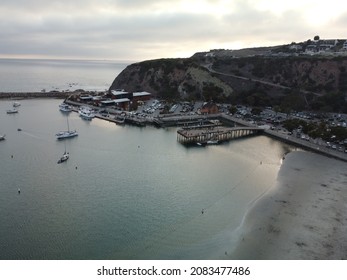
[75,166,78,170]
[11,155,13,158]
[18,188,21,194]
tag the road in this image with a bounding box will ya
[203,63,322,98]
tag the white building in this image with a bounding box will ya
[342,40,347,50]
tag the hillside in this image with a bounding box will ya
[110,58,234,102]
[110,45,347,112]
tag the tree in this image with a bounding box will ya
[314,35,320,41]
[229,106,237,115]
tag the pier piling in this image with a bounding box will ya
[177,126,263,145]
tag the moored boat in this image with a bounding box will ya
[57,151,69,164]
[56,117,78,140]
[114,116,125,125]
[59,103,72,112]
[12,101,21,107]
[56,130,78,139]
[207,140,219,145]
[79,106,95,120]
[6,108,18,114]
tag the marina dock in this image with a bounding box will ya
[177,126,263,145]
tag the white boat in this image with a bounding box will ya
[0,134,5,141]
[206,140,219,145]
[12,101,21,107]
[56,130,78,139]
[59,103,72,112]
[57,151,69,164]
[56,117,78,140]
[6,108,18,114]
[79,106,95,120]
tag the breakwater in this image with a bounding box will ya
[0,91,70,99]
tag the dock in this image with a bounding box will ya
[177,126,263,145]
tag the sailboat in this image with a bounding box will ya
[57,151,69,164]
[57,142,69,164]
[56,116,78,140]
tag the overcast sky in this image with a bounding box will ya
[1,0,346,61]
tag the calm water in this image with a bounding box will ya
[0,58,130,92]
[0,99,293,259]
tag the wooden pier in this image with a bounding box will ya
[177,126,264,145]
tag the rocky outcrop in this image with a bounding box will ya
[109,58,234,102]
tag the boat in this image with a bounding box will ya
[56,130,78,139]
[6,108,18,114]
[59,103,72,112]
[56,117,78,140]
[0,134,5,141]
[57,151,69,164]
[12,101,21,107]
[114,116,125,125]
[79,106,95,120]
[206,140,219,145]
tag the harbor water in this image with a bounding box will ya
[0,99,293,259]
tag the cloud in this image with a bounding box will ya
[0,0,346,60]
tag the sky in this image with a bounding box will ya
[0,0,346,61]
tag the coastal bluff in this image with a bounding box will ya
[110,53,347,112]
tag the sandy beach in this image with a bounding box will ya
[227,151,347,260]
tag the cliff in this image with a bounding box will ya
[110,50,347,112]
[109,58,233,102]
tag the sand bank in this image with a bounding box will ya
[227,151,347,259]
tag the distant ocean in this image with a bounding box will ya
[0,58,131,93]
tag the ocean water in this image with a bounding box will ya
[0,58,130,92]
[0,99,293,259]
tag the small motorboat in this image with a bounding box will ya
[59,103,72,112]
[6,108,18,114]
[0,134,5,141]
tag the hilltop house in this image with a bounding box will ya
[343,40,347,50]
[305,39,338,53]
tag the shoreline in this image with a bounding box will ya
[225,151,347,260]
